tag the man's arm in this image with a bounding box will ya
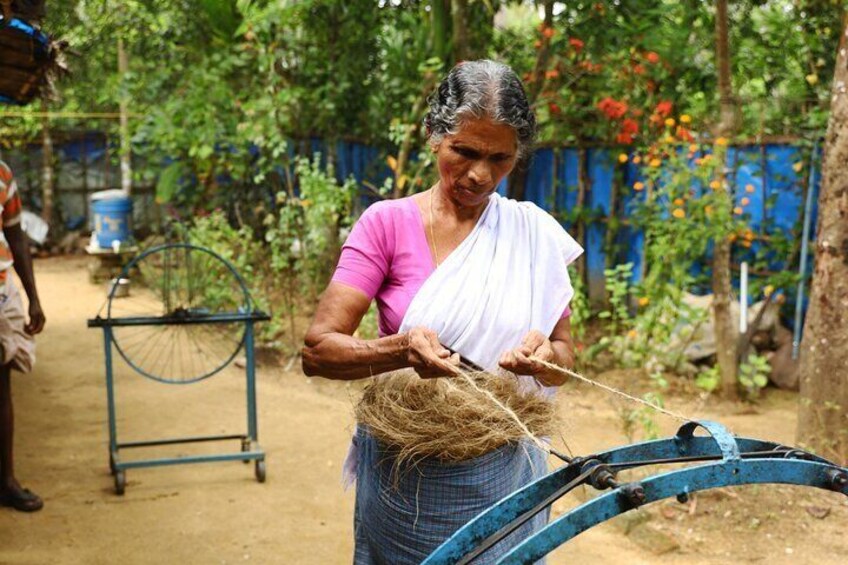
[4,224,45,335]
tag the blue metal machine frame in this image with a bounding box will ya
[87,243,271,494]
[423,420,848,564]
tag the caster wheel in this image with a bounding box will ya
[114,470,126,495]
[255,460,266,483]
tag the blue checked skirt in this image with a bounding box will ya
[353,426,549,564]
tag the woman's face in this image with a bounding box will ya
[434,117,518,208]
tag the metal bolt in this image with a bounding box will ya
[621,483,647,508]
[825,469,848,492]
[676,492,689,504]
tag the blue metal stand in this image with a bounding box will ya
[88,243,271,494]
[424,420,848,564]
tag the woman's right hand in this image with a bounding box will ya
[405,327,461,378]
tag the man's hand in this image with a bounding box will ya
[499,329,567,386]
[25,300,45,335]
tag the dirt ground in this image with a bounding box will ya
[0,256,845,564]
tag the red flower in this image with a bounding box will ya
[542,26,555,39]
[646,51,660,64]
[569,38,585,52]
[676,126,694,142]
[597,97,628,120]
[549,102,561,115]
[616,132,635,145]
[655,100,673,117]
[621,118,639,135]
[632,64,645,75]
[545,69,560,80]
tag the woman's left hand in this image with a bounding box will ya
[498,329,567,386]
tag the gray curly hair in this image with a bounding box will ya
[423,60,537,158]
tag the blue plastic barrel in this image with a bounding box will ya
[91,190,133,248]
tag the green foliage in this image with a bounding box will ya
[738,353,771,398]
[567,266,589,343]
[597,263,633,334]
[259,153,358,347]
[696,364,721,393]
[176,210,280,342]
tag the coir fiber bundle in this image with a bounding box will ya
[355,369,558,466]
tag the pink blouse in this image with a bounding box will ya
[331,196,570,336]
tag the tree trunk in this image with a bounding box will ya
[118,37,132,195]
[451,0,469,63]
[796,14,848,464]
[431,0,453,68]
[40,101,54,224]
[712,0,739,401]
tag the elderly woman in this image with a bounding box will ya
[303,60,582,563]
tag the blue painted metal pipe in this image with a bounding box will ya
[793,142,819,359]
[424,420,847,565]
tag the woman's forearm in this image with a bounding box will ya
[302,331,410,380]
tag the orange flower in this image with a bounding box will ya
[672,208,686,219]
[545,69,560,80]
[534,40,542,49]
[650,158,661,167]
[680,114,692,124]
[627,329,638,339]
[704,205,713,216]
[741,197,750,206]
[618,153,629,163]
[689,144,698,153]
[569,37,584,51]
[632,155,642,164]
[709,180,721,190]
[715,137,728,146]
[638,296,650,307]
[665,118,676,127]
[646,51,660,64]
[633,181,645,191]
[673,198,685,206]
[633,64,646,75]
[793,162,804,173]
[741,240,752,248]
[745,184,756,193]
[733,206,744,215]
[542,26,555,39]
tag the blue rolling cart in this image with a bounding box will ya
[88,243,270,494]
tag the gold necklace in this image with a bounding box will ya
[429,188,441,266]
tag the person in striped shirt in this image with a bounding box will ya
[0,160,45,512]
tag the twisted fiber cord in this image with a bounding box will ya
[447,367,553,454]
[528,356,692,423]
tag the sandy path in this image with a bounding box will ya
[0,257,845,564]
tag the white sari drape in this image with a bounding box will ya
[399,193,583,374]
